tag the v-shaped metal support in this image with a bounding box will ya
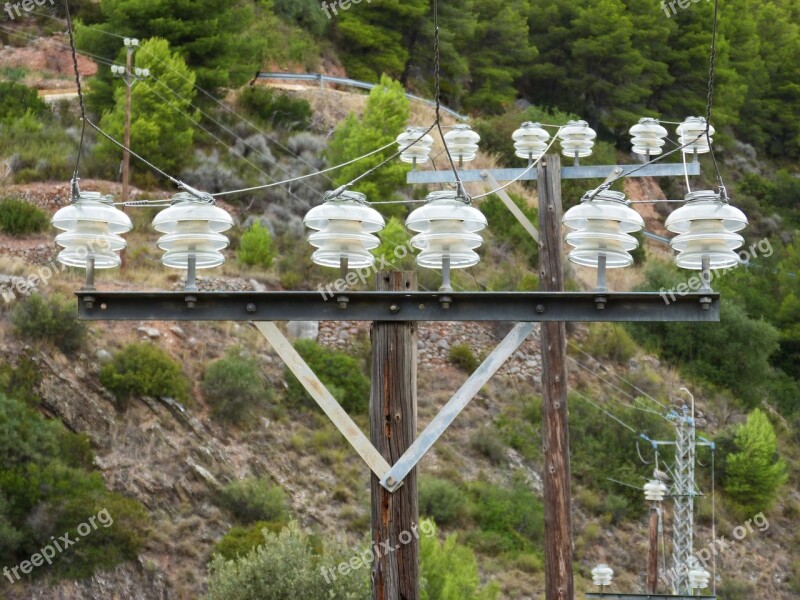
[256,321,534,492]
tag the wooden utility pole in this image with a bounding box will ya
[370,271,419,600]
[647,508,659,594]
[122,44,134,204]
[538,154,574,600]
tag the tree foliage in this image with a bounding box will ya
[326,75,410,209]
[237,221,276,269]
[0,394,146,580]
[420,519,500,600]
[100,342,190,405]
[285,340,370,413]
[723,409,787,513]
[10,293,87,354]
[205,522,368,600]
[202,351,272,423]
[94,38,197,181]
[627,262,780,406]
[77,0,264,101]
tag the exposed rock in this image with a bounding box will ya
[137,326,161,339]
[286,320,319,340]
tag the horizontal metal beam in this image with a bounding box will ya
[406,162,700,185]
[75,291,719,323]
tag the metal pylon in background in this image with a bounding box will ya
[671,404,697,594]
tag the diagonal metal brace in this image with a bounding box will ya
[380,322,535,491]
[254,322,393,481]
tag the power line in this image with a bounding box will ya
[31,8,337,184]
[148,74,320,198]
[567,341,668,409]
[144,85,276,183]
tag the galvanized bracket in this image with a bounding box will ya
[380,322,535,490]
[480,171,540,243]
[254,322,393,482]
[407,161,701,185]
[256,321,533,492]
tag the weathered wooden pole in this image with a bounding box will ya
[370,270,419,600]
[538,154,574,600]
[647,507,660,594]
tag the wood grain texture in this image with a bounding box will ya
[648,508,660,594]
[538,154,575,600]
[370,271,419,600]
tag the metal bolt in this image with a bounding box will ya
[83,295,96,309]
[535,304,546,313]
[337,295,349,309]
[389,303,400,314]
[185,295,197,309]
[595,296,607,310]
[246,303,257,314]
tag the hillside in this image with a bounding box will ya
[0,2,799,599]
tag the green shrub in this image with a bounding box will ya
[0,199,49,235]
[419,519,500,600]
[213,521,286,560]
[220,478,290,525]
[418,476,468,527]
[99,343,189,406]
[286,340,370,413]
[206,522,369,600]
[10,293,86,354]
[603,494,629,525]
[479,192,539,267]
[237,221,276,269]
[202,351,272,424]
[0,82,47,122]
[584,322,637,364]
[448,344,479,372]
[723,409,787,514]
[626,262,780,406]
[0,356,41,405]
[466,479,544,555]
[0,393,146,579]
[470,427,506,464]
[238,87,312,130]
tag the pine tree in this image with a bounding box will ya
[461,0,536,114]
[94,38,198,181]
[724,409,787,514]
[325,75,410,209]
[333,0,428,82]
[77,0,264,110]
